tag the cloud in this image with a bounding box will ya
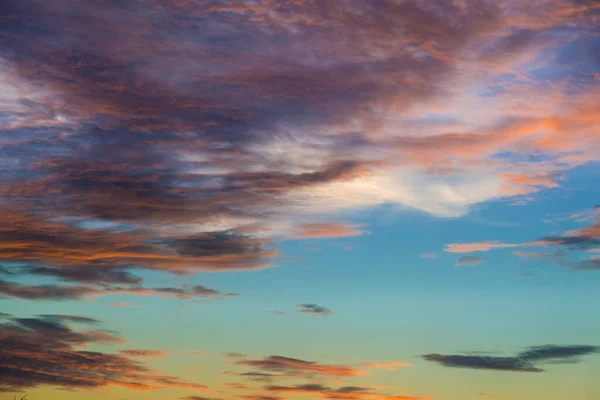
[422,344,599,372]
[109,302,134,308]
[1,0,599,297]
[25,265,142,285]
[512,251,563,259]
[0,213,277,275]
[0,279,237,301]
[419,252,438,259]
[359,362,412,370]
[298,304,334,316]
[443,209,600,271]
[0,279,96,301]
[224,353,245,359]
[445,241,522,253]
[235,355,360,378]
[422,353,544,372]
[574,258,600,271]
[243,396,283,400]
[37,314,100,324]
[292,223,366,239]
[383,397,428,400]
[181,397,223,400]
[0,314,209,392]
[518,345,600,362]
[455,256,483,266]
[119,349,171,358]
[476,393,502,399]
[236,372,279,382]
[265,383,374,399]
[264,383,427,400]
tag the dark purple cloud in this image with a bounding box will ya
[0,314,209,392]
[1,0,599,299]
[422,344,599,372]
[235,355,359,377]
[0,278,236,301]
[297,303,334,316]
[455,256,483,266]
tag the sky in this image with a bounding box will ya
[1,1,599,400]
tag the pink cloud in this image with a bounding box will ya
[292,222,366,239]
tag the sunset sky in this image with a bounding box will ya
[1,1,600,400]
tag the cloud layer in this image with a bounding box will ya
[1,0,599,301]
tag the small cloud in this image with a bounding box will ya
[119,349,171,358]
[237,372,278,381]
[513,250,562,259]
[181,397,222,400]
[224,352,245,359]
[109,302,135,308]
[243,396,284,400]
[235,355,360,377]
[419,252,438,259]
[37,314,100,324]
[292,222,366,239]
[445,241,521,253]
[360,361,412,370]
[476,393,502,399]
[455,256,483,266]
[297,304,334,316]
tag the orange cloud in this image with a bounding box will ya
[443,209,600,271]
[564,221,600,238]
[445,241,522,253]
[292,222,366,239]
[108,302,134,308]
[0,314,209,392]
[360,361,412,370]
[119,349,171,358]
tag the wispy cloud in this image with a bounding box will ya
[444,208,600,270]
[359,362,412,370]
[291,223,366,239]
[235,355,361,378]
[445,241,523,253]
[119,349,171,358]
[0,279,237,301]
[297,304,334,316]
[264,383,427,400]
[419,252,438,259]
[108,302,135,308]
[455,256,483,266]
